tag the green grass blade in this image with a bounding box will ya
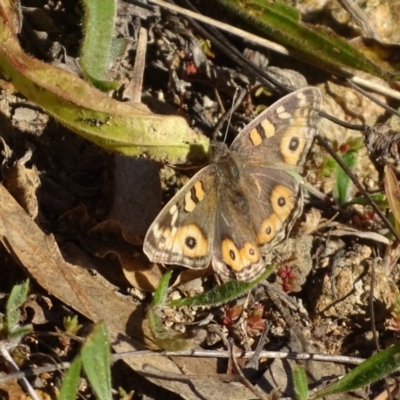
[6,279,29,333]
[313,343,400,398]
[59,356,82,400]
[152,270,173,307]
[334,150,357,206]
[216,0,395,82]
[81,321,111,400]
[80,0,124,90]
[293,366,308,400]
[168,265,275,307]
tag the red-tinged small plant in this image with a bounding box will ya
[183,61,198,77]
[363,210,375,221]
[277,265,296,292]
[222,304,243,326]
[246,304,265,335]
[338,142,350,153]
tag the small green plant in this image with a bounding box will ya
[0,279,32,344]
[63,315,83,336]
[59,321,111,400]
[148,266,275,351]
[321,137,364,206]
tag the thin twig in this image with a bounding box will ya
[346,79,400,118]
[338,0,380,39]
[229,338,270,400]
[0,343,41,400]
[0,349,366,385]
[123,26,147,102]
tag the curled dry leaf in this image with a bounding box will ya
[83,219,163,292]
[23,299,49,325]
[299,208,322,235]
[318,221,390,245]
[1,139,39,219]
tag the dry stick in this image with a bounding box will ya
[179,0,290,94]
[228,338,270,400]
[0,343,40,400]
[338,0,380,40]
[211,88,247,142]
[123,26,147,102]
[0,350,366,386]
[346,79,400,119]
[147,0,400,101]
[243,322,270,375]
[148,0,289,56]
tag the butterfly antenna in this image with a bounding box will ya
[223,87,240,143]
[212,87,247,143]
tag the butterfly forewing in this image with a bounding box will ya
[143,166,218,269]
[230,87,321,172]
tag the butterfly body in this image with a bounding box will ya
[144,88,322,281]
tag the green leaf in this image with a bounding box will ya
[334,150,357,206]
[8,326,32,344]
[345,137,364,152]
[80,0,124,90]
[152,270,173,307]
[59,356,82,400]
[215,0,395,82]
[384,165,400,233]
[168,265,275,308]
[313,343,400,398]
[81,321,111,400]
[345,192,387,209]
[6,279,29,333]
[293,366,308,400]
[0,2,209,163]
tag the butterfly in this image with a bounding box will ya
[143,87,321,281]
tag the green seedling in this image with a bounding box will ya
[59,321,112,400]
[0,279,32,345]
